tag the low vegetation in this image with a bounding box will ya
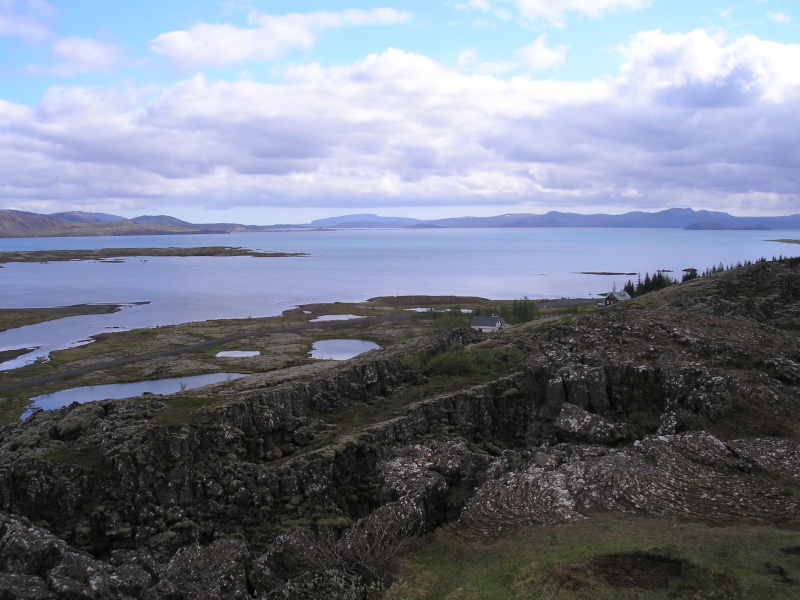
[0,246,305,264]
[473,296,539,324]
[387,516,800,599]
[149,396,221,427]
[404,343,524,378]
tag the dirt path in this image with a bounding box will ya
[0,314,410,393]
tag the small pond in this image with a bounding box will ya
[309,314,364,322]
[309,339,381,360]
[22,372,248,419]
[215,350,261,358]
[404,307,473,313]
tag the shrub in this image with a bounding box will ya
[425,344,524,378]
[268,569,384,600]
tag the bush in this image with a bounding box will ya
[268,569,384,600]
[425,344,523,378]
[475,297,538,325]
[416,310,471,329]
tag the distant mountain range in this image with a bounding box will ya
[0,210,301,238]
[2,208,799,238]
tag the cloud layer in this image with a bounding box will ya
[459,0,651,26]
[0,0,54,42]
[1,26,798,216]
[150,8,412,69]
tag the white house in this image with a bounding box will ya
[603,291,631,305]
[470,315,509,332]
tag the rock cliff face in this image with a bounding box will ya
[1,259,799,597]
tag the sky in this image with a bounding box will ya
[0,0,798,225]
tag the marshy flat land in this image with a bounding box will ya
[0,294,592,423]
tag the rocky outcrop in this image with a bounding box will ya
[553,402,632,444]
[0,260,798,598]
[0,511,150,599]
[458,432,799,538]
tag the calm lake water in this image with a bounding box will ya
[21,372,248,419]
[1,228,798,369]
[309,339,382,360]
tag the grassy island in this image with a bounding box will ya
[0,246,307,264]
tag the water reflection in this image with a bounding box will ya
[309,339,380,360]
[22,372,248,419]
[310,314,363,322]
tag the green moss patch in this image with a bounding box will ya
[40,444,114,477]
[387,516,800,599]
[150,396,220,427]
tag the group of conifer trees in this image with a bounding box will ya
[620,255,786,299]
[621,271,677,298]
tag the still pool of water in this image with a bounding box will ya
[309,339,381,360]
[310,314,364,322]
[215,351,261,358]
[22,372,248,419]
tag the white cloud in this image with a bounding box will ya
[2,31,799,216]
[457,35,566,74]
[150,8,411,69]
[51,37,121,76]
[0,0,54,41]
[513,0,650,25]
[516,35,567,69]
[619,29,800,102]
[453,0,494,10]
[455,0,651,26]
[456,48,517,75]
[768,12,792,24]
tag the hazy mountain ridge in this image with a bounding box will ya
[2,207,800,237]
[0,210,218,238]
[50,211,127,223]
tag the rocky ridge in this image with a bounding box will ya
[0,259,798,597]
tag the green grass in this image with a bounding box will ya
[386,515,800,599]
[149,396,221,427]
[40,444,115,477]
[0,397,28,425]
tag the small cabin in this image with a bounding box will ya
[603,291,631,305]
[470,315,509,332]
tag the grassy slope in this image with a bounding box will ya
[388,515,800,599]
[384,262,800,599]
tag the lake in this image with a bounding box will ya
[309,339,382,360]
[21,372,248,419]
[1,228,798,369]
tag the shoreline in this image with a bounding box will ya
[0,294,598,403]
[0,302,151,333]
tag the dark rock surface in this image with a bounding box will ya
[0,259,798,597]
